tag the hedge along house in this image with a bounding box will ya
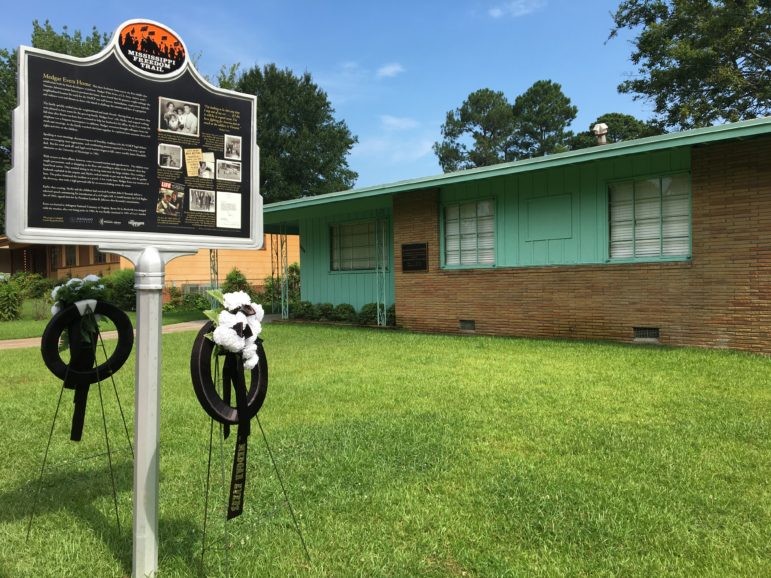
[264,117,771,353]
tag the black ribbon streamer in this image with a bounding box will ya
[190,321,268,520]
[41,301,134,441]
[223,353,252,519]
[64,322,97,441]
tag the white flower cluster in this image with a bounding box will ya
[50,275,106,316]
[211,291,264,370]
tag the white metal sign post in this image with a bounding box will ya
[110,246,193,576]
[133,247,165,576]
[6,20,262,578]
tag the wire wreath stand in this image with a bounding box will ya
[28,300,135,541]
[191,321,311,575]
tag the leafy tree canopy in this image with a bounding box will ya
[232,64,358,202]
[432,88,517,172]
[569,112,664,149]
[610,0,771,129]
[511,79,577,158]
[433,80,577,172]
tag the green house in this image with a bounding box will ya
[265,117,771,353]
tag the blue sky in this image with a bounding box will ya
[2,0,653,189]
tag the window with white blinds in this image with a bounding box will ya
[330,221,377,271]
[609,174,690,260]
[444,199,495,266]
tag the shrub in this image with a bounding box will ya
[358,302,379,326]
[222,267,255,298]
[387,304,396,326]
[11,272,54,299]
[259,262,301,309]
[181,292,210,311]
[103,268,136,311]
[292,301,315,320]
[333,303,357,323]
[166,285,184,309]
[315,302,335,321]
[0,278,22,321]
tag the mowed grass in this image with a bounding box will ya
[0,324,768,577]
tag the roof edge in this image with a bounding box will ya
[265,116,771,213]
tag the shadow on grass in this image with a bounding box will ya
[0,459,134,573]
[0,459,207,577]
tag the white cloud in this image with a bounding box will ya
[352,134,434,165]
[376,62,405,78]
[488,0,546,18]
[381,115,420,131]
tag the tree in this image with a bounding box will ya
[432,88,518,172]
[610,0,771,129]
[433,81,578,172]
[569,112,664,149]
[234,64,358,202]
[511,80,577,158]
[0,21,108,232]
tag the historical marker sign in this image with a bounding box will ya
[6,19,262,250]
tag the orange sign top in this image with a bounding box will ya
[118,22,186,75]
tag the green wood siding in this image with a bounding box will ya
[293,198,394,308]
[440,148,691,267]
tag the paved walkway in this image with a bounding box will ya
[0,315,280,351]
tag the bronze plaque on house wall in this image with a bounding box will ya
[402,243,428,271]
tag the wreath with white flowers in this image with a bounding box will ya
[41,274,134,441]
[191,290,269,520]
[50,275,107,343]
[203,290,264,370]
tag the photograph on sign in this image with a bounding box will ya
[216,159,242,183]
[5,19,262,250]
[197,155,216,179]
[158,97,200,136]
[158,143,183,169]
[224,135,242,160]
[190,188,216,212]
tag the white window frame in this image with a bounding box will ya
[443,199,495,267]
[608,173,691,261]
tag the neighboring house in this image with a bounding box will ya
[0,234,299,295]
[264,117,771,353]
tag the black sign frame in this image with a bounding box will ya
[6,19,262,250]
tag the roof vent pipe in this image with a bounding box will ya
[592,123,609,145]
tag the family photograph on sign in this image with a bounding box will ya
[158,97,200,136]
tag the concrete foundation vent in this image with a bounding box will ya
[633,327,660,342]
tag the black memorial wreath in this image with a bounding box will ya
[40,299,134,441]
[41,300,134,384]
[190,320,268,425]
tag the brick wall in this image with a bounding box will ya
[393,137,771,353]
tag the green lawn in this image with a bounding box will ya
[0,300,205,340]
[0,325,769,577]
